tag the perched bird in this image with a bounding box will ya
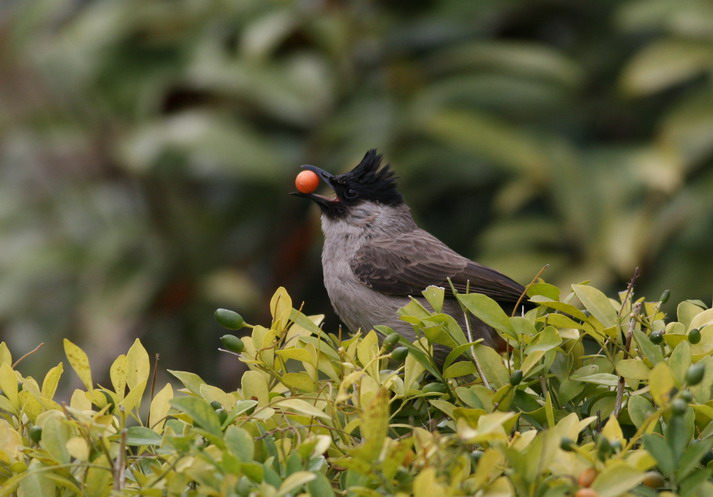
[293,149,527,356]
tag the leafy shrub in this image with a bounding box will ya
[1,284,712,496]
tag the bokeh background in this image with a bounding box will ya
[2,0,713,388]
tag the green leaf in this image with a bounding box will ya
[225,426,255,461]
[524,326,562,354]
[171,396,222,436]
[677,438,713,481]
[634,329,664,365]
[307,472,336,497]
[125,426,162,446]
[473,343,510,388]
[457,293,517,338]
[572,284,619,328]
[643,434,675,477]
[622,39,713,96]
[628,395,655,429]
[670,340,692,387]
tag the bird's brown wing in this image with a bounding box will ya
[350,230,525,304]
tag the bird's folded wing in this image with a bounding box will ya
[350,231,525,303]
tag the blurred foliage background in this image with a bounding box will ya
[1,0,713,387]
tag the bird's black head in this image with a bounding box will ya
[292,149,403,218]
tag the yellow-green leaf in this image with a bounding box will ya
[275,398,329,420]
[0,343,11,366]
[241,370,270,406]
[126,339,150,390]
[281,372,316,392]
[0,363,19,409]
[66,436,89,461]
[149,383,173,433]
[270,286,292,328]
[615,359,650,380]
[357,330,380,379]
[41,362,64,400]
[63,339,93,390]
[649,362,674,406]
[110,354,127,399]
[572,284,619,328]
[277,471,316,497]
[591,462,644,497]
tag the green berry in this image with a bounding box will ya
[391,347,408,362]
[671,398,688,416]
[220,334,245,353]
[214,309,245,330]
[29,426,42,443]
[470,449,483,465]
[509,370,523,386]
[686,362,705,386]
[560,437,575,451]
[659,289,670,304]
[382,332,400,351]
[679,390,694,403]
[688,328,701,344]
[650,331,664,345]
[210,400,222,410]
[215,408,228,424]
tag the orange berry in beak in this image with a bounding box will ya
[295,170,320,194]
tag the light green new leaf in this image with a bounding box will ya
[422,285,445,313]
[63,339,93,390]
[274,398,330,420]
[572,284,619,328]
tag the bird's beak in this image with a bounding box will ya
[290,165,340,208]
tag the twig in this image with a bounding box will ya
[114,426,127,491]
[12,343,44,368]
[147,353,160,428]
[511,264,550,317]
[613,301,641,417]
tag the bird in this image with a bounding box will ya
[293,149,528,360]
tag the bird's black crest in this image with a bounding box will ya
[334,149,403,206]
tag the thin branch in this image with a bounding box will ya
[511,264,550,317]
[12,343,44,368]
[613,299,641,417]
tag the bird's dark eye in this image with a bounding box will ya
[344,188,359,199]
